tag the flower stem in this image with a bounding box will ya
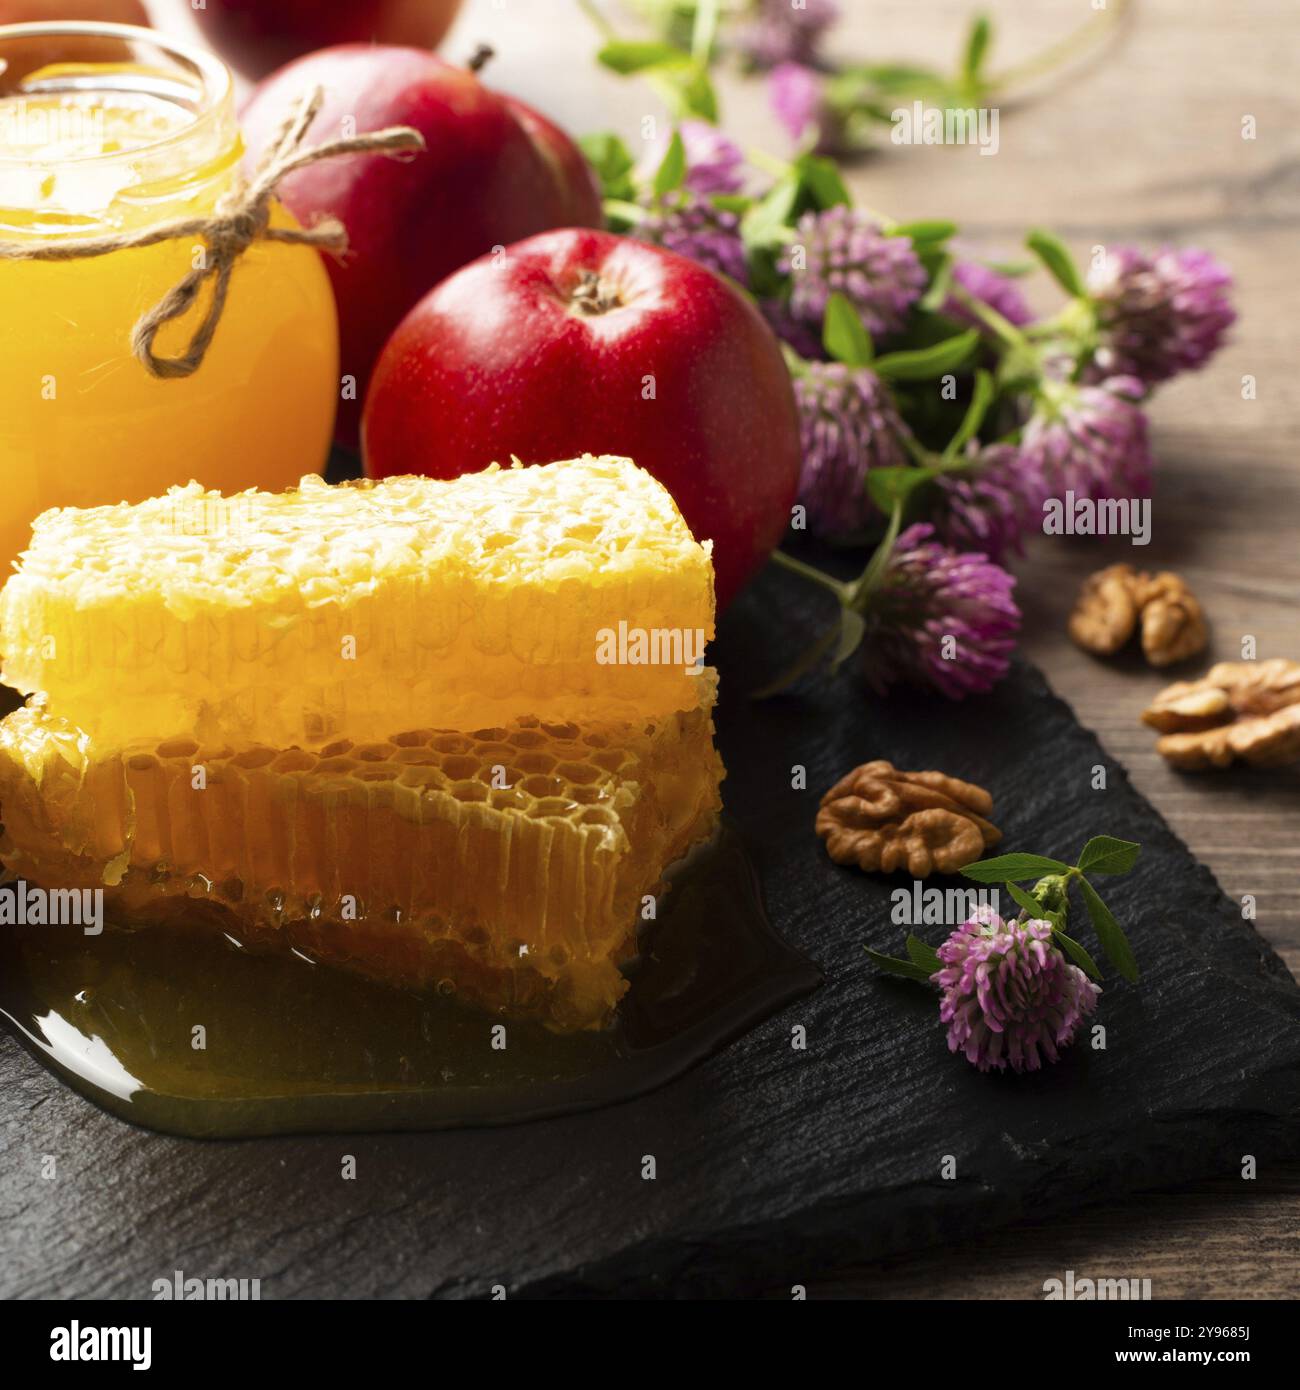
[575,0,617,41]
[948,283,1030,352]
[990,0,1132,100]
[845,500,904,611]
[690,0,721,67]
[769,547,852,602]
[745,145,794,180]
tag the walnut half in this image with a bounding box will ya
[1068,564,1208,667]
[1141,659,1300,769]
[815,760,1001,877]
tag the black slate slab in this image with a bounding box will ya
[2,568,1298,1299]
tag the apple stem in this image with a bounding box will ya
[467,44,495,75]
[571,271,623,316]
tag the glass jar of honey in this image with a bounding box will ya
[0,21,339,576]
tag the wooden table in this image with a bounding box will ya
[819,0,1300,1299]
[147,0,1298,1297]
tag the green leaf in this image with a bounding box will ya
[961,852,1071,883]
[678,65,719,122]
[597,40,691,74]
[984,258,1035,278]
[829,607,866,670]
[872,329,980,381]
[891,219,958,245]
[863,945,937,985]
[846,62,950,96]
[578,131,636,202]
[942,368,994,460]
[962,15,993,87]
[1076,835,1142,876]
[795,153,851,210]
[1051,926,1103,983]
[905,934,942,975]
[1005,879,1059,925]
[652,129,687,197]
[1077,876,1140,983]
[822,292,874,367]
[740,173,799,249]
[919,254,954,312]
[865,465,937,513]
[1026,227,1086,298]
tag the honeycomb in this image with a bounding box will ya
[0,674,723,1031]
[0,456,716,750]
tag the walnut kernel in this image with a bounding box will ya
[815,760,1001,877]
[1067,564,1140,655]
[1068,565,1207,667]
[1141,659,1300,769]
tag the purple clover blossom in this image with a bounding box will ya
[793,362,911,536]
[944,260,1034,331]
[760,297,825,359]
[637,191,748,285]
[736,0,841,71]
[780,206,926,340]
[1086,246,1235,386]
[640,120,747,195]
[1021,375,1154,504]
[768,61,844,155]
[934,442,1047,563]
[865,523,1020,699]
[932,907,1101,1073]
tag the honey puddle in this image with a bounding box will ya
[0,826,820,1138]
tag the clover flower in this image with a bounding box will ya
[760,297,825,359]
[793,362,911,535]
[768,61,844,155]
[1087,246,1235,386]
[637,191,748,284]
[944,260,1033,331]
[865,523,1020,698]
[779,206,926,340]
[736,0,841,71]
[1021,375,1154,503]
[640,119,747,195]
[931,907,1101,1072]
[933,442,1047,563]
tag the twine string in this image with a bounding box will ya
[0,87,425,379]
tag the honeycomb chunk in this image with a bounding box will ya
[0,457,715,749]
[0,675,724,1031]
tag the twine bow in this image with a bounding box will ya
[0,87,424,378]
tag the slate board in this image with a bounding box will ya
[2,566,1299,1300]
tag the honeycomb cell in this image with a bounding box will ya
[556,761,602,786]
[0,671,724,1031]
[390,730,433,747]
[431,734,472,754]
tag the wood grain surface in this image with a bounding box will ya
[815,0,1300,1300]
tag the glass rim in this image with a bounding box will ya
[0,20,234,169]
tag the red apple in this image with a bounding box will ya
[241,45,602,446]
[363,229,802,610]
[190,0,464,79]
